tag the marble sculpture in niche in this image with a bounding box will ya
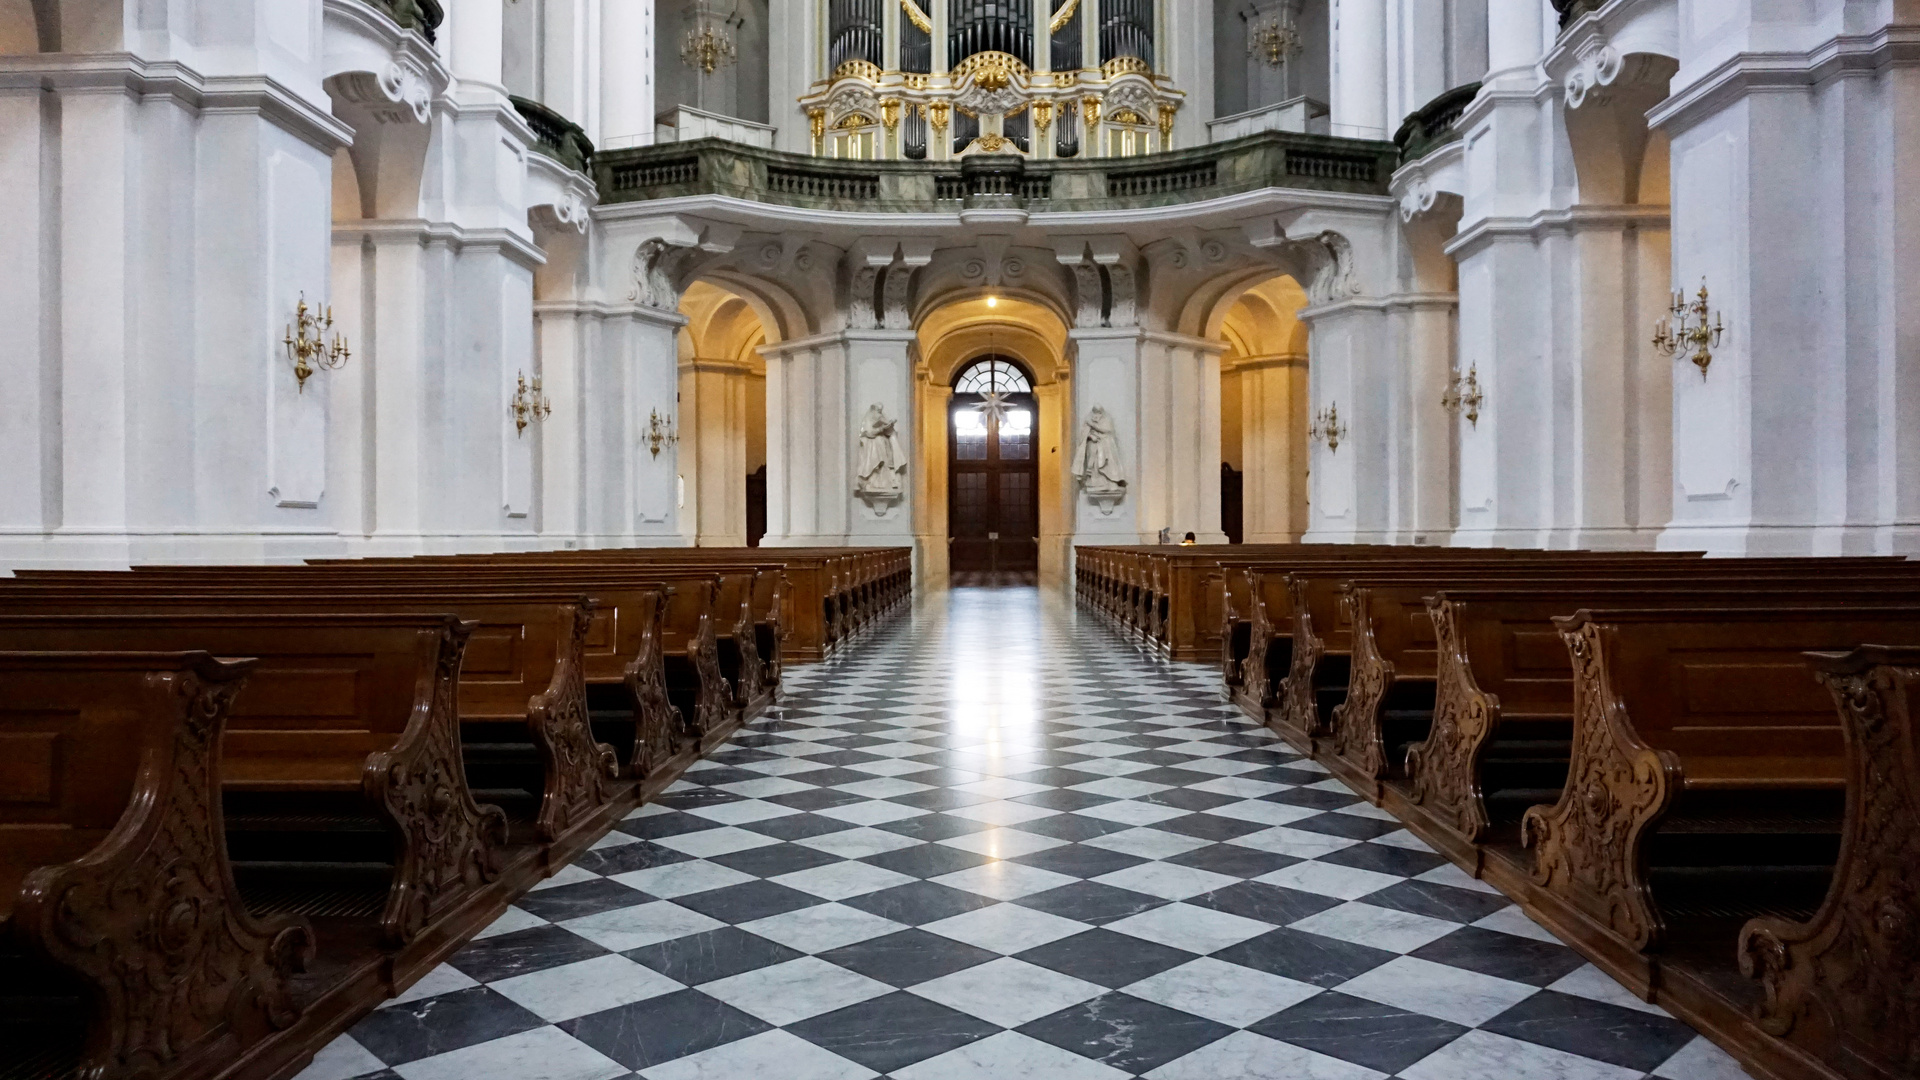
[1072,406,1128,514]
[855,404,907,509]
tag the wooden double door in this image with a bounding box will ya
[948,388,1039,573]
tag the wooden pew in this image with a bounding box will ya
[1299,559,1917,774]
[12,568,736,775]
[1506,608,1920,999]
[305,546,911,662]
[0,614,508,958]
[0,585,622,860]
[0,652,314,1080]
[1737,645,1920,1080]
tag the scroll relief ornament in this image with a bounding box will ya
[854,404,908,510]
[1071,406,1129,514]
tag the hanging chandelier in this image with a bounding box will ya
[680,1,739,75]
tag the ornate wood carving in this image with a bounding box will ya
[529,601,621,842]
[724,578,765,709]
[366,619,509,946]
[1281,577,1326,738]
[1404,599,1496,841]
[1241,590,1281,710]
[687,580,733,737]
[1738,649,1920,1078]
[626,590,684,777]
[12,659,315,1079]
[1331,588,1391,781]
[1519,618,1680,953]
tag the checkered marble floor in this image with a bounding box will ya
[297,587,1756,1080]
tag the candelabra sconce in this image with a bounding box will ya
[283,293,350,394]
[1247,14,1303,66]
[1653,279,1726,378]
[510,371,551,437]
[680,1,738,75]
[644,408,680,459]
[1441,365,1485,427]
[1309,402,1348,454]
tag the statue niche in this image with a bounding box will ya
[855,404,908,510]
[1072,405,1128,514]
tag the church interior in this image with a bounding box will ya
[1,2,1915,1079]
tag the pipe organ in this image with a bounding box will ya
[806,0,1180,160]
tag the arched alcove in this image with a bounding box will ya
[1212,274,1311,543]
[914,294,1071,587]
[678,279,771,547]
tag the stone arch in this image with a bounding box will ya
[912,294,1073,587]
[676,280,772,547]
[1191,271,1313,544]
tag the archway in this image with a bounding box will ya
[1210,275,1312,543]
[677,279,771,547]
[914,293,1070,589]
[947,356,1039,582]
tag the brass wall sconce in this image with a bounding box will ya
[644,408,680,458]
[1309,402,1348,453]
[1247,14,1303,66]
[1441,365,1484,427]
[284,293,350,394]
[1653,279,1725,378]
[510,371,551,436]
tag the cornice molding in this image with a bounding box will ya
[1648,25,1920,133]
[0,55,352,152]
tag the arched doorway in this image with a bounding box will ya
[948,355,1038,580]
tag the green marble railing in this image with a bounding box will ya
[1393,82,1481,167]
[595,130,1397,214]
[369,0,444,42]
[512,96,595,175]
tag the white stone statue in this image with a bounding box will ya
[1071,406,1128,513]
[854,403,907,507]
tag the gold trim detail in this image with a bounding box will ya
[833,58,884,82]
[1048,0,1082,34]
[900,0,932,34]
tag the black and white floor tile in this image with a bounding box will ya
[296,587,1756,1080]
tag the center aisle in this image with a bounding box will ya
[298,587,1748,1080]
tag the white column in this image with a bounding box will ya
[1237,355,1310,543]
[448,0,507,91]
[600,0,655,149]
[1484,0,1542,83]
[1330,0,1388,139]
[679,357,752,546]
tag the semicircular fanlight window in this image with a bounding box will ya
[953,357,1033,395]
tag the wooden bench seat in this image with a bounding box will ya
[307,547,910,661]
[1515,607,1920,1005]
[74,566,747,768]
[1733,645,1920,1080]
[0,613,509,959]
[0,651,313,1080]
[1319,566,1920,802]
[0,585,620,859]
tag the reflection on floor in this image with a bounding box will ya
[948,570,1038,588]
[295,587,1754,1080]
